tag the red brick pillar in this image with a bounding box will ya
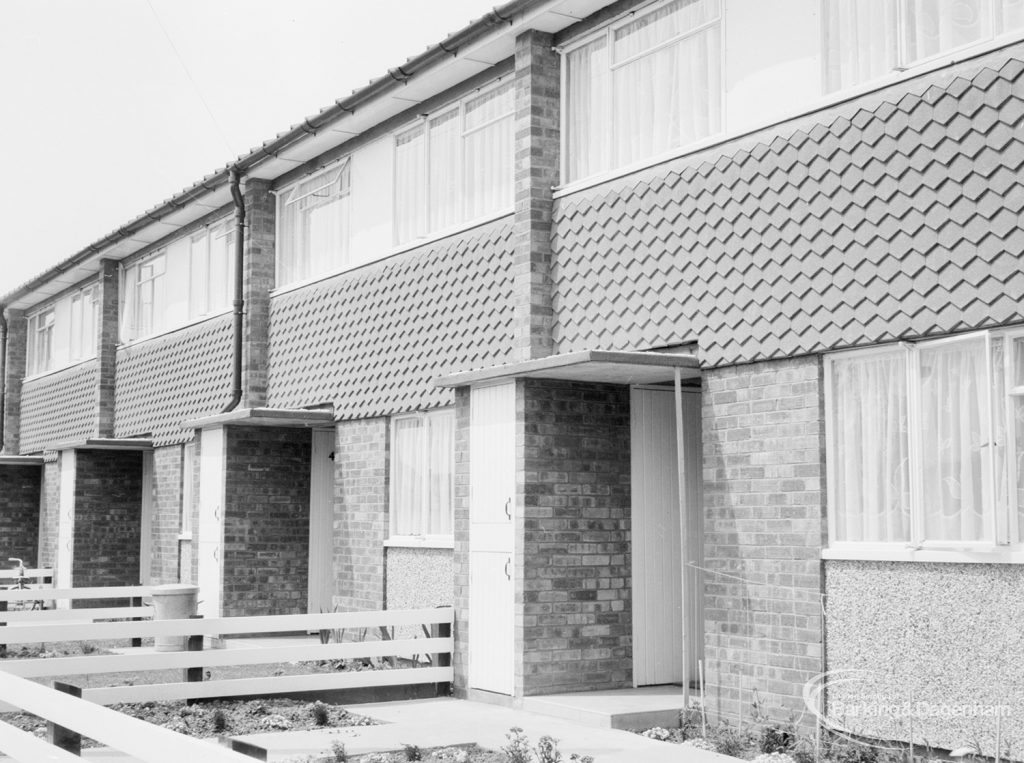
[242,178,275,409]
[95,259,119,438]
[511,30,560,362]
[2,308,26,454]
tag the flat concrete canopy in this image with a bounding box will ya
[435,349,701,388]
[183,407,335,430]
[0,455,44,466]
[52,438,153,452]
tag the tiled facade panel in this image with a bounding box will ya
[0,465,41,565]
[73,449,144,592]
[115,315,233,446]
[702,357,826,723]
[333,418,388,612]
[222,427,311,617]
[826,560,1024,755]
[150,445,183,584]
[520,380,632,695]
[552,51,1024,367]
[266,219,515,418]
[20,362,97,454]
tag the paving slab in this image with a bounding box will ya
[231,696,733,762]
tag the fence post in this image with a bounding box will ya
[130,596,143,648]
[434,609,452,697]
[47,682,82,755]
[0,600,7,658]
[185,614,204,706]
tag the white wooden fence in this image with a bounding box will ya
[0,585,155,624]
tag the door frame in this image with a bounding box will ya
[307,428,335,615]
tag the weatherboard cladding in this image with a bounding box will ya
[114,315,233,445]
[551,54,1024,368]
[266,218,515,418]
[20,362,98,453]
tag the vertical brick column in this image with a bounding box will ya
[511,30,559,362]
[2,308,27,454]
[452,387,471,691]
[333,418,389,611]
[702,356,827,725]
[94,259,119,437]
[242,178,275,408]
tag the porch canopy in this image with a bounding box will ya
[434,349,701,388]
[183,407,335,430]
[52,438,152,452]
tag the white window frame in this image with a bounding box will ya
[392,78,514,245]
[824,328,1024,562]
[558,0,726,184]
[188,218,234,320]
[275,159,352,289]
[387,408,456,546]
[121,250,168,343]
[821,0,1024,95]
[25,307,55,377]
[24,283,99,378]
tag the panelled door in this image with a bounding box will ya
[631,387,683,686]
[197,427,225,619]
[468,381,516,695]
[307,429,335,615]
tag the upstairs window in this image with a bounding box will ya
[824,0,1024,92]
[25,284,98,376]
[394,80,513,244]
[277,160,351,288]
[825,331,1024,548]
[189,219,235,320]
[122,252,167,341]
[564,0,722,182]
[390,409,455,538]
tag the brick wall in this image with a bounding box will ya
[39,459,59,568]
[2,309,26,454]
[0,464,42,564]
[452,388,471,690]
[242,179,275,408]
[334,418,388,612]
[95,260,118,437]
[150,445,182,584]
[702,356,826,723]
[73,449,144,590]
[222,427,310,617]
[519,379,632,695]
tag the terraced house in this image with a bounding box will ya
[3,0,1024,754]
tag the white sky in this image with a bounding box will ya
[0,0,487,295]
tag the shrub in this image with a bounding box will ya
[331,740,349,762]
[681,738,719,753]
[761,724,796,754]
[502,727,532,763]
[403,744,424,761]
[708,722,750,758]
[212,709,227,733]
[535,735,562,763]
[310,701,330,726]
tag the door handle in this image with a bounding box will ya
[504,557,511,580]
[504,498,511,519]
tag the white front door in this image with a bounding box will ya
[468,381,516,695]
[56,450,76,602]
[631,387,684,686]
[197,427,226,619]
[308,429,335,614]
[139,451,154,585]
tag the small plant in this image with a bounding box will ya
[330,740,349,763]
[310,700,330,726]
[761,724,796,754]
[682,738,719,752]
[79,641,97,655]
[535,735,562,763]
[568,756,594,763]
[641,727,674,741]
[403,743,424,761]
[212,708,227,733]
[679,706,703,740]
[708,721,750,758]
[502,727,533,763]
[754,753,797,763]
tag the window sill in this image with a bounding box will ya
[177,533,193,542]
[118,309,232,351]
[553,32,1024,202]
[822,545,1024,565]
[384,536,454,550]
[22,356,98,385]
[269,208,513,299]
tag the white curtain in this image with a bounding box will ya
[918,337,990,542]
[904,0,987,64]
[278,162,350,286]
[1002,0,1024,31]
[463,82,513,221]
[831,351,912,542]
[1013,337,1024,538]
[566,37,611,180]
[428,109,461,232]
[395,126,427,243]
[391,411,455,536]
[824,0,898,92]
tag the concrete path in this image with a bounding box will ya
[231,696,733,762]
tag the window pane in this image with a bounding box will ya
[395,126,427,243]
[426,411,455,535]
[919,338,990,542]
[190,232,210,319]
[428,109,461,232]
[1001,0,1024,31]
[566,36,611,180]
[824,0,899,92]
[903,0,989,64]
[392,417,425,535]
[613,0,719,61]
[830,351,911,542]
[464,83,513,221]
[278,165,350,286]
